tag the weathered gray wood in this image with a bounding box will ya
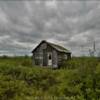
[52,50,58,68]
[32,41,71,68]
[43,49,47,66]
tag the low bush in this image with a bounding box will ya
[0,57,99,100]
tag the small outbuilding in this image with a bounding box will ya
[32,40,71,68]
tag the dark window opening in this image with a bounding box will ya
[49,54,51,59]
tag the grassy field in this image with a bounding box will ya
[0,56,100,100]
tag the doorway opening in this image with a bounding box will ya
[48,52,52,66]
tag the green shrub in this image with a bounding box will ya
[0,57,99,99]
[21,59,32,67]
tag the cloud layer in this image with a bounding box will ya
[0,0,100,56]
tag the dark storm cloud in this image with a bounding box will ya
[0,0,100,56]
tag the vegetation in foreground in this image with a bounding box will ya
[0,56,100,100]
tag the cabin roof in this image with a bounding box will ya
[32,40,71,53]
[47,41,70,53]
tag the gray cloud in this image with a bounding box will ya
[0,0,100,56]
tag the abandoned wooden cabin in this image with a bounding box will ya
[32,40,71,68]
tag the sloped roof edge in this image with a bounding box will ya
[32,40,71,53]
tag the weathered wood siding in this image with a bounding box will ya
[43,49,47,66]
[33,42,47,66]
[33,42,58,67]
[57,52,71,67]
[32,41,71,68]
[52,50,58,68]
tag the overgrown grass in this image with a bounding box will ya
[0,56,100,100]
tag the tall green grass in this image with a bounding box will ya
[0,57,100,100]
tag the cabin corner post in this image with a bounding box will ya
[68,53,71,60]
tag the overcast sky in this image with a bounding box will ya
[0,0,100,56]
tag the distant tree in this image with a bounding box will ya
[97,52,100,57]
[24,55,29,58]
[2,55,9,59]
[89,41,96,57]
[89,49,95,57]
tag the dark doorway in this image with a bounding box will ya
[48,52,52,66]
